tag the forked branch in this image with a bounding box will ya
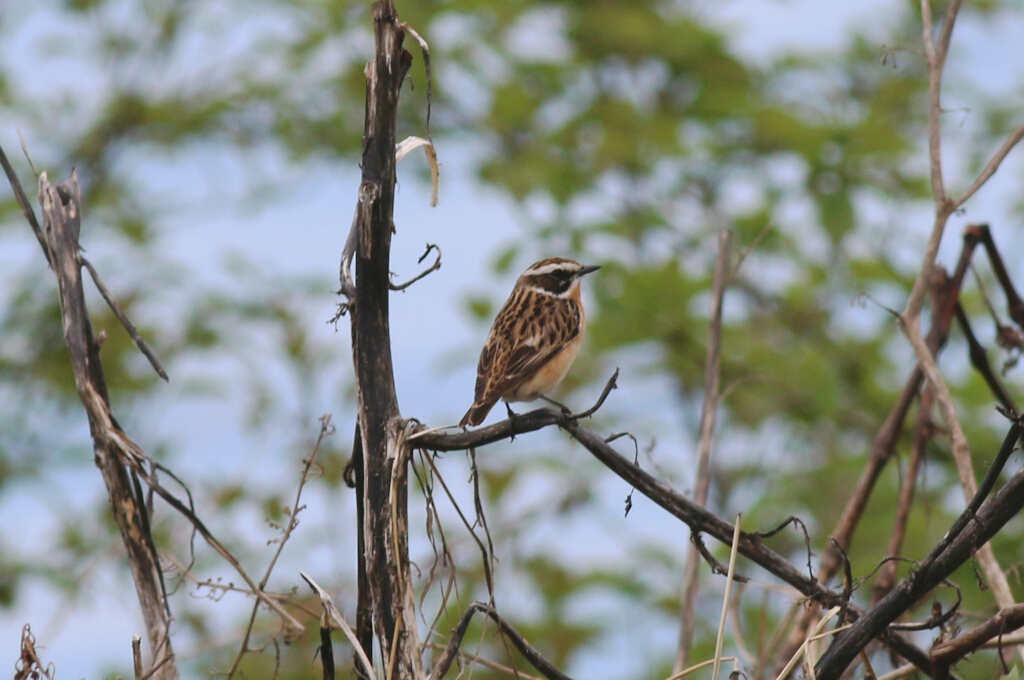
[814,418,1024,678]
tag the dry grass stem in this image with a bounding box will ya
[710,514,743,680]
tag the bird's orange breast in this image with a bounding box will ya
[504,302,586,403]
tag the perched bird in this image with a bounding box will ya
[459,257,600,428]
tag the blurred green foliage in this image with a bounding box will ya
[1,0,1023,678]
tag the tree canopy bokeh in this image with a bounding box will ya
[1,0,1023,678]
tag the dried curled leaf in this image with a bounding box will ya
[396,136,439,207]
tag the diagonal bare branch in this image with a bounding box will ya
[952,122,1024,210]
[0,143,49,266]
[80,256,169,381]
[814,418,1024,679]
[428,602,574,680]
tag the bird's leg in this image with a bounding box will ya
[504,402,519,440]
[540,395,572,416]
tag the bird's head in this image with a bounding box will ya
[519,257,601,298]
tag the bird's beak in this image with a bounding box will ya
[579,264,601,276]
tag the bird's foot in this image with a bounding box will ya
[504,402,519,440]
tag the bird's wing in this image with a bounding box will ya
[476,297,581,404]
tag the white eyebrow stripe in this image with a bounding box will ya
[527,262,578,276]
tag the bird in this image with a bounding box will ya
[459,257,601,428]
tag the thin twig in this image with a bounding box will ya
[423,642,544,680]
[951,122,1024,210]
[674,231,732,672]
[428,602,573,680]
[31,169,177,679]
[15,625,55,680]
[390,243,442,291]
[0,142,49,266]
[226,416,333,677]
[300,572,377,680]
[956,303,1018,413]
[165,554,316,616]
[132,462,305,635]
[872,386,933,603]
[80,256,169,381]
[932,605,1024,672]
[419,451,495,596]
[689,532,748,582]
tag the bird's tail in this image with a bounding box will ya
[459,398,498,428]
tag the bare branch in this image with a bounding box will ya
[319,613,336,680]
[133,635,144,680]
[390,243,442,291]
[899,4,1018,628]
[343,5,425,676]
[932,603,1024,668]
[0,142,49,266]
[26,167,178,679]
[674,230,732,673]
[226,417,334,677]
[415,392,1007,678]
[410,370,619,449]
[300,572,377,680]
[428,602,574,680]
[423,642,545,680]
[872,386,933,603]
[14,625,55,680]
[814,418,1024,678]
[80,256,169,381]
[952,121,1024,210]
[956,304,1018,414]
[133,462,305,636]
[559,418,951,677]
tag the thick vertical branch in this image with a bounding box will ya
[345,2,421,678]
[37,171,177,680]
